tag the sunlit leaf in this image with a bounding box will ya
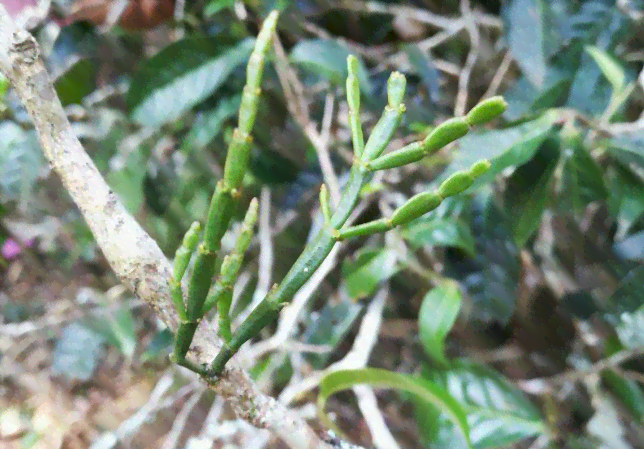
[318,368,472,448]
[128,37,254,127]
[585,46,626,94]
[418,282,462,367]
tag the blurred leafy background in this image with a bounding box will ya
[3,0,644,448]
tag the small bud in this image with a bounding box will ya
[390,192,442,226]
[244,198,259,229]
[319,184,332,225]
[387,72,406,108]
[465,96,507,126]
[346,56,361,113]
[438,171,474,198]
[468,160,491,178]
[423,118,470,154]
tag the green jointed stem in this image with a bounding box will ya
[202,199,258,342]
[170,11,279,368]
[346,56,364,158]
[170,221,201,320]
[205,53,503,376]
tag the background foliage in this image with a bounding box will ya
[3,0,644,448]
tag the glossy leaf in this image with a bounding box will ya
[341,248,399,300]
[318,368,472,448]
[418,361,545,449]
[440,112,556,188]
[418,283,462,366]
[128,37,254,127]
[290,39,373,93]
[503,139,559,247]
[504,0,546,87]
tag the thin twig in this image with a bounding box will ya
[454,0,479,116]
[253,187,274,305]
[483,50,513,99]
[162,388,204,449]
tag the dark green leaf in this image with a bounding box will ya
[318,368,472,448]
[418,361,545,448]
[54,58,97,106]
[418,283,462,367]
[443,194,520,325]
[52,323,104,381]
[504,0,547,87]
[290,39,373,94]
[341,248,399,300]
[128,37,254,127]
[503,138,559,247]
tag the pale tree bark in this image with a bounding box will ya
[0,7,365,449]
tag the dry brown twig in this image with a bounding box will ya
[0,9,366,449]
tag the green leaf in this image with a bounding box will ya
[401,218,475,257]
[585,46,626,94]
[52,323,104,381]
[418,361,545,449]
[503,139,559,247]
[441,112,557,189]
[54,58,97,106]
[290,39,373,94]
[341,248,399,300]
[127,37,254,127]
[504,0,547,87]
[318,368,472,449]
[418,283,462,367]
